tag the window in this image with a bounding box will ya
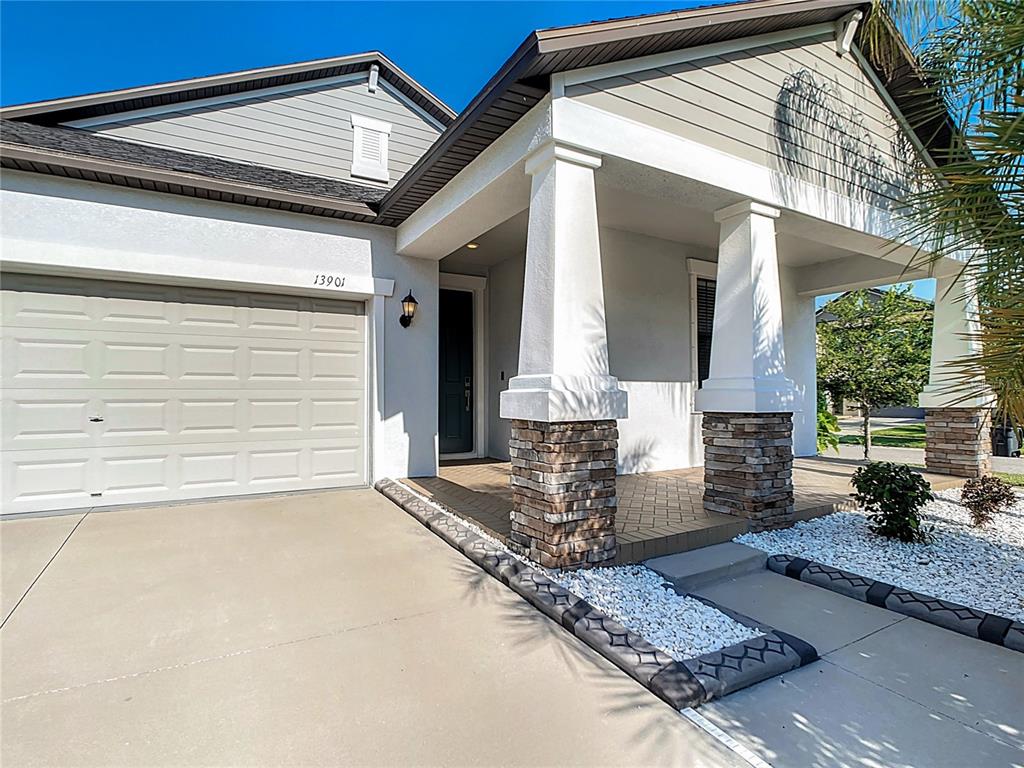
[351,114,391,183]
[696,277,716,388]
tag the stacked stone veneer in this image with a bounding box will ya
[924,407,992,478]
[508,419,617,569]
[703,412,794,532]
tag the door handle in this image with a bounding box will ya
[89,416,104,423]
[465,388,471,412]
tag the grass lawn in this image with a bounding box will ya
[838,423,926,448]
[995,472,1024,488]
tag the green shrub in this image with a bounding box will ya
[817,410,841,454]
[960,475,1016,527]
[851,462,933,543]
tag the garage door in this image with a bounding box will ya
[1,274,367,514]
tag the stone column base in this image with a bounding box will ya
[703,412,794,532]
[924,407,991,478]
[508,419,617,569]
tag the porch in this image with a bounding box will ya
[406,458,963,564]
[405,39,992,568]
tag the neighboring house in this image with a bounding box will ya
[815,288,932,417]
[0,0,991,566]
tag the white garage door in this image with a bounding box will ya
[1,274,367,514]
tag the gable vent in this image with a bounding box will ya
[351,113,391,183]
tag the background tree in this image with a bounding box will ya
[862,0,1024,432]
[817,287,932,458]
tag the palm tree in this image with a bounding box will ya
[860,0,1024,430]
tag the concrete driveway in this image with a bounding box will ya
[1,489,743,767]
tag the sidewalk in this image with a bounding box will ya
[833,443,1024,474]
[649,546,1024,767]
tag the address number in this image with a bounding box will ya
[313,274,347,288]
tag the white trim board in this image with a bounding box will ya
[559,21,836,88]
[64,73,369,128]
[439,272,489,460]
[1,238,396,300]
[551,97,949,258]
[64,71,448,134]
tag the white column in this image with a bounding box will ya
[919,271,994,408]
[780,264,818,455]
[499,142,627,423]
[695,200,798,413]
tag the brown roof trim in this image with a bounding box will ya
[1,51,455,128]
[377,0,871,221]
[376,0,960,224]
[532,0,854,47]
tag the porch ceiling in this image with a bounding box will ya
[440,158,873,274]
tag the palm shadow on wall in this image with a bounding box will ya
[772,68,918,213]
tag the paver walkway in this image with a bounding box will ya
[407,457,962,562]
[687,566,1024,767]
[0,489,744,767]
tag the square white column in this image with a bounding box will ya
[499,142,627,423]
[919,271,995,409]
[695,200,798,414]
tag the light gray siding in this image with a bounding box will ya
[567,34,923,209]
[68,75,443,188]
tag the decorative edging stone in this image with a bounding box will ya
[375,478,818,708]
[767,554,1024,653]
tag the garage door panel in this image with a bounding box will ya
[1,275,366,343]
[2,390,363,451]
[2,397,94,450]
[2,275,367,513]
[3,452,97,511]
[3,437,366,513]
[103,399,172,440]
[5,329,364,389]
[180,343,242,382]
[4,334,92,383]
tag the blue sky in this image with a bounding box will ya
[0,1,936,305]
[1,1,693,110]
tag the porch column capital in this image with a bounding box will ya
[501,137,626,423]
[714,200,781,223]
[524,142,602,176]
[696,197,798,413]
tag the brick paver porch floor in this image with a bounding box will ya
[404,457,964,564]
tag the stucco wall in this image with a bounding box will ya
[483,226,713,472]
[486,254,525,459]
[0,171,439,482]
[600,227,709,472]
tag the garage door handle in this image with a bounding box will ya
[89,416,104,423]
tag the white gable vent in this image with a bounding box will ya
[351,113,392,183]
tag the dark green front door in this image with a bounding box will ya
[439,289,473,454]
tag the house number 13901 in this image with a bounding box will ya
[313,274,346,287]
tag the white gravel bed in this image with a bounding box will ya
[396,481,765,660]
[547,564,763,660]
[737,488,1024,622]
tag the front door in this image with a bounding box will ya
[439,288,473,454]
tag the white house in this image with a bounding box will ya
[0,0,991,567]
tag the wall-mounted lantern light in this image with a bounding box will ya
[399,290,418,328]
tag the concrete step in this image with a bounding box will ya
[645,542,767,594]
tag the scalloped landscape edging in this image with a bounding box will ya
[376,478,817,708]
[767,554,1024,653]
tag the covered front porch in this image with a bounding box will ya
[399,37,992,568]
[406,457,963,563]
